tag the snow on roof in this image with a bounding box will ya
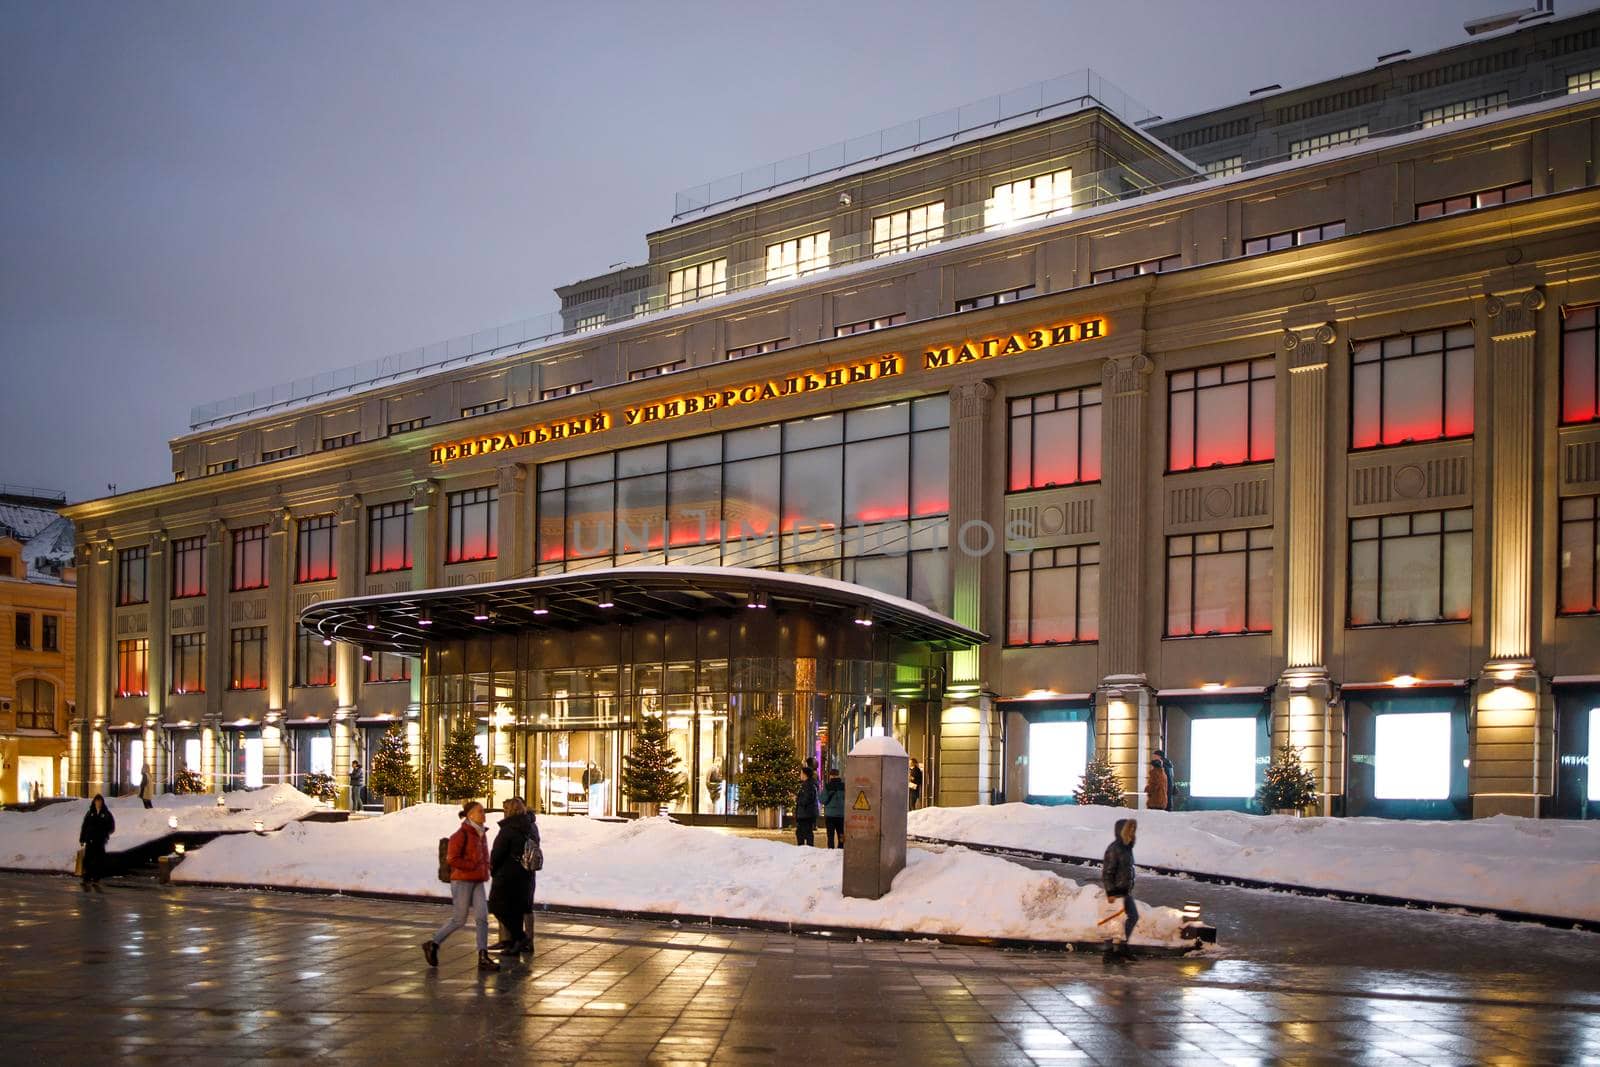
[0,503,60,542]
[3,508,76,584]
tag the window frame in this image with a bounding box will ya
[1558,495,1600,616]
[14,611,32,650]
[1415,181,1532,221]
[1005,544,1100,647]
[1007,385,1103,491]
[834,314,907,337]
[446,486,499,564]
[41,614,59,652]
[1349,325,1475,451]
[261,445,298,462]
[294,630,336,688]
[387,417,429,435]
[15,678,56,731]
[170,535,207,600]
[955,286,1036,313]
[170,631,205,695]
[765,229,831,283]
[667,259,728,308]
[295,514,338,584]
[986,168,1072,229]
[117,638,149,697]
[364,649,412,684]
[1420,91,1508,128]
[1560,304,1598,427]
[117,546,149,606]
[727,338,787,361]
[461,399,508,419]
[872,202,946,257]
[1347,508,1473,627]
[231,525,269,592]
[541,382,591,400]
[1167,356,1276,473]
[1091,255,1181,285]
[1570,68,1600,95]
[366,501,414,575]
[1165,528,1274,637]
[229,626,267,691]
[1243,220,1346,256]
[321,432,360,451]
[1288,125,1367,159]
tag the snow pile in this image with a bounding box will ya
[0,786,321,873]
[172,805,1195,946]
[909,804,1600,922]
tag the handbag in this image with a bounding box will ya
[74,847,85,877]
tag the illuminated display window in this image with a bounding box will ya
[956,286,1035,314]
[1007,545,1099,646]
[447,486,499,563]
[367,501,413,575]
[461,400,508,418]
[1203,156,1243,178]
[170,535,206,600]
[388,417,429,435]
[295,515,338,583]
[873,202,945,257]
[170,632,204,695]
[117,638,149,697]
[835,314,906,337]
[1562,305,1598,425]
[1009,386,1102,490]
[1374,712,1452,799]
[295,631,335,688]
[986,168,1072,229]
[541,381,591,400]
[1349,508,1472,626]
[1420,91,1508,128]
[667,259,727,308]
[117,546,148,606]
[1351,326,1474,449]
[231,525,268,591]
[1091,255,1180,284]
[1027,720,1089,797]
[1244,220,1345,256]
[1571,68,1600,95]
[1189,717,1257,797]
[229,626,267,691]
[1558,495,1600,615]
[1168,357,1275,471]
[365,650,411,684]
[1165,528,1272,637]
[1289,125,1366,159]
[765,230,831,283]
[1415,181,1531,220]
[727,338,786,361]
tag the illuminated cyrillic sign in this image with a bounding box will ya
[622,353,903,428]
[428,413,611,465]
[923,317,1106,371]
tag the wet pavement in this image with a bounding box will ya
[2,870,1597,1065]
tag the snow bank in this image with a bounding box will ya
[910,804,1600,922]
[172,805,1194,946]
[0,787,320,873]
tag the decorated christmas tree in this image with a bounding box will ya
[299,771,337,803]
[622,713,686,808]
[1074,757,1126,807]
[172,768,206,795]
[436,721,491,802]
[1258,742,1319,813]
[737,716,801,812]
[370,724,419,800]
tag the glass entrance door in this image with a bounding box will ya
[532,729,621,817]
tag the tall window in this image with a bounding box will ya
[1169,357,1275,471]
[117,638,149,697]
[447,487,498,563]
[1091,255,1180,284]
[1349,509,1472,625]
[14,612,31,650]
[296,515,337,583]
[42,615,59,652]
[1009,387,1102,490]
[229,627,267,690]
[1351,327,1474,449]
[1289,125,1367,158]
[1006,545,1100,646]
[1415,181,1531,220]
[667,259,727,307]
[364,650,411,684]
[956,286,1035,313]
[1559,495,1600,615]
[1166,529,1273,637]
[1561,305,1598,425]
[873,202,944,256]
[834,314,906,337]
[1244,221,1345,256]
[232,525,268,591]
[986,168,1072,229]
[170,632,205,694]
[15,678,55,731]
[170,535,206,599]
[367,502,413,574]
[765,230,830,282]
[117,546,148,606]
[295,631,335,687]
[1421,92,1508,128]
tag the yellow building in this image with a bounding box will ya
[0,487,76,804]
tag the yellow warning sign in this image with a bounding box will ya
[853,791,871,811]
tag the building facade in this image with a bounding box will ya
[64,10,1600,818]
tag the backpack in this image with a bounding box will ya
[437,836,452,883]
[521,836,544,873]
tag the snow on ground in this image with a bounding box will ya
[0,786,321,873]
[172,804,1195,946]
[909,804,1600,923]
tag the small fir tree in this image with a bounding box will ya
[172,768,205,795]
[369,724,419,800]
[436,722,492,802]
[737,716,802,812]
[1258,742,1319,813]
[1074,757,1126,807]
[622,713,686,807]
[299,772,337,803]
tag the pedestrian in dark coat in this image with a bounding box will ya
[348,761,364,812]
[793,769,820,847]
[79,795,115,890]
[908,759,924,809]
[1145,759,1169,812]
[138,769,154,809]
[822,770,846,849]
[1101,818,1139,952]
[488,798,537,956]
[1153,749,1175,811]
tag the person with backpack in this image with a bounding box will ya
[79,794,115,891]
[1101,818,1139,959]
[822,769,846,849]
[423,801,499,972]
[793,764,820,847]
[488,797,539,957]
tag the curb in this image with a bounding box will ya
[910,836,1600,934]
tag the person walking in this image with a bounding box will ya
[79,794,115,891]
[1145,757,1169,813]
[422,801,499,972]
[908,758,924,809]
[822,769,846,849]
[348,760,364,813]
[1101,818,1139,959]
[138,768,154,810]
[1153,749,1175,811]
[793,766,820,847]
[488,798,537,957]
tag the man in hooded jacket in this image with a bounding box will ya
[1102,818,1139,951]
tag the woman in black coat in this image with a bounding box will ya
[79,794,115,890]
[488,798,538,956]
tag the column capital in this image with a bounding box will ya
[1485,286,1545,340]
[1100,355,1153,396]
[1281,322,1338,368]
[410,479,439,509]
[337,495,361,524]
[149,527,169,551]
[497,463,527,496]
[268,507,291,536]
[950,380,995,418]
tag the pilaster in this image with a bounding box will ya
[334,497,362,711]
[495,465,527,580]
[1094,676,1156,808]
[145,531,169,764]
[1098,355,1153,678]
[89,539,114,796]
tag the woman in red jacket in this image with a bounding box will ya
[422,802,499,972]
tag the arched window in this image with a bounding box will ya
[16,678,56,731]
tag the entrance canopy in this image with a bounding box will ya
[299,565,986,656]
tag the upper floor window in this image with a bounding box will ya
[296,515,337,584]
[1415,181,1530,220]
[1563,305,1599,425]
[541,382,591,400]
[261,445,298,462]
[1559,495,1600,615]
[1204,157,1244,178]
[1169,357,1275,472]
[295,631,335,688]
[1421,91,1508,128]
[205,460,238,476]
[628,362,684,382]
[14,611,31,650]
[0,555,12,576]
[447,487,498,563]
[42,614,59,652]
[956,286,1035,314]
[117,546,148,606]
[367,501,413,574]
[1289,126,1367,159]
[1091,255,1181,285]
[1351,326,1473,450]
[461,400,508,419]
[117,638,149,697]
[1568,68,1600,95]
[1006,545,1099,646]
[667,259,727,308]
[1244,220,1344,256]
[388,417,429,435]
[15,678,55,731]
[835,314,906,337]
[170,535,206,600]
[1166,528,1273,637]
[765,231,830,283]
[364,650,411,684]
[231,525,268,591]
[574,313,606,333]
[728,338,786,361]
[1009,387,1102,491]
[873,202,944,257]
[1349,508,1471,626]
[170,632,205,695]
[987,168,1071,229]
[322,432,360,451]
[229,626,267,691]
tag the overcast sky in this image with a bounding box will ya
[2,0,1583,504]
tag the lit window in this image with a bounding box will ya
[365,650,411,684]
[170,632,205,695]
[1349,508,1472,626]
[873,202,945,256]
[170,536,206,600]
[1203,156,1244,178]
[1559,495,1600,615]
[765,230,830,283]
[1568,68,1600,95]
[1168,357,1275,471]
[1166,529,1272,637]
[987,168,1072,229]
[1421,92,1508,128]
[117,547,148,606]
[1560,305,1598,425]
[295,514,337,584]
[387,417,429,435]
[229,627,266,691]
[367,501,413,574]
[295,631,334,687]
[1009,386,1102,490]
[667,259,727,307]
[231,525,268,591]
[955,287,1035,313]
[1244,220,1345,256]
[574,313,606,333]
[1027,720,1089,797]
[1289,125,1367,159]
[1351,326,1474,449]
[15,678,56,730]
[541,381,591,400]
[261,445,298,462]
[835,314,906,337]
[1415,181,1531,220]
[728,338,786,361]
[1189,717,1257,797]
[461,400,508,419]
[321,432,360,451]
[205,460,238,476]
[117,638,149,697]
[1091,255,1181,284]
[1374,712,1452,799]
[628,362,684,381]
[1006,546,1100,646]
[447,487,498,563]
